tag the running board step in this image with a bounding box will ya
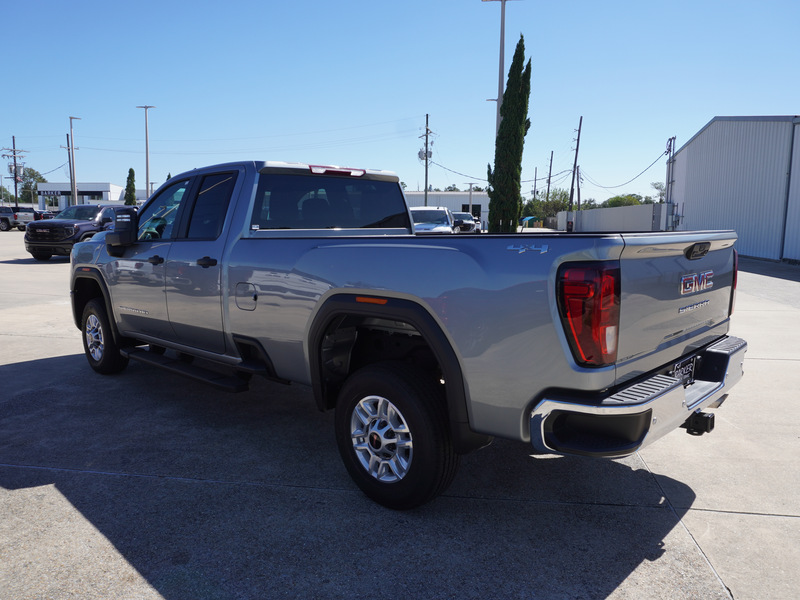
[121,347,249,392]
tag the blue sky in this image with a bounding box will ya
[1,0,797,201]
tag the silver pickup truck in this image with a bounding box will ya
[70,161,746,508]
[0,205,36,231]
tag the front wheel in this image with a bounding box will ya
[335,362,459,509]
[81,298,129,374]
[31,252,51,261]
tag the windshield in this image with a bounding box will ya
[410,208,449,225]
[55,205,101,221]
[453,212,474,221]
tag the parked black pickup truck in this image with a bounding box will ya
[25,204,130,261]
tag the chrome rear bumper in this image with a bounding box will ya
[529,336,747,457]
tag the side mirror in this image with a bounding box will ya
[106,208,137,257]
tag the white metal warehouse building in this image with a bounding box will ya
[671,115,800,261]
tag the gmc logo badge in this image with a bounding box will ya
[681,271,714,295]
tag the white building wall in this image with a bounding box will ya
[673,117,796,260]
[566,203,663,232]
[782,123,800,261]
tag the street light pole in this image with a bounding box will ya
[136,105,155,201]
[69,116,80,206]
[483,0,516,136]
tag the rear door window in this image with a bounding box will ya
[185,172,238,240]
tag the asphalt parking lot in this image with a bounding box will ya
[0,229,798,600]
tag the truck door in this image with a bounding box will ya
[164,170,239,354]
[112,178,191,339]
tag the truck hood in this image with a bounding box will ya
[414,223,453,234]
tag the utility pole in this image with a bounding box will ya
[665,136,676,230]
[69,117,80,206]
[61,134,73,209]
[576,165,581,210]
[546,150,553,201]
[568,116,583,212]
[419,114,432,206]
[532,167,538,200]
[137,105,155,201]
[2,136,27,204]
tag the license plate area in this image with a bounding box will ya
[670,355,697,386]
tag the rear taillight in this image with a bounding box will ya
[729,249,738,315]
[557,261,620,367]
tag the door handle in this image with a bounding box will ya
[197,256,218,268]
[147,255,164,265]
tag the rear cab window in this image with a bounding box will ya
[250,170,411,234]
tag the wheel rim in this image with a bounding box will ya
[85,314,104,362]
[350,395,413,483]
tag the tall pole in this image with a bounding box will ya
[568,116,582,212]
[137,106,155,200]
[64,134,72,209]
[424,114,430,206]
[483,0,509,136]
[546,150,553,201]
[69,116,80,206]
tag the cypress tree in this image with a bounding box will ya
[487,35,532,233]
[124,168,137,205]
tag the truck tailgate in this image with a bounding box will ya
[615,230,737,384]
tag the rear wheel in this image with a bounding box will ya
[335,362,459,509]
[0,220,9,232]
[81,298,129,374]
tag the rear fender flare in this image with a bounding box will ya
[308,294,491,454]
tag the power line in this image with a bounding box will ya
[581,151,667,190]
[430,161,487,183]
[41,162,68,175]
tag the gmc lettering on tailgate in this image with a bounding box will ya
[680,270,713,295]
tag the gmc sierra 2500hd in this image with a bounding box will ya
[70,161,746,509]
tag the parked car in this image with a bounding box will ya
[409,206,459,234]
[452,212,477,233]
[0,206,35,231]
[24,204,130,261]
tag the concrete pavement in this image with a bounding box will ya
[0,229,797,599]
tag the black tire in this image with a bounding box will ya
[17,225,26,231]
[0,220,10,232]
[335,362,459,509]
[81,298,129,374]
[79,233,95,242]
[31,252,51,261]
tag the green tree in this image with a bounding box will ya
[487,35,532,233]
[19,168,47,205]
[522,188,569,221]
[444,184,460,192]
[606,194,642,207]
[124,168,137,205]
[650,181,666,203]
